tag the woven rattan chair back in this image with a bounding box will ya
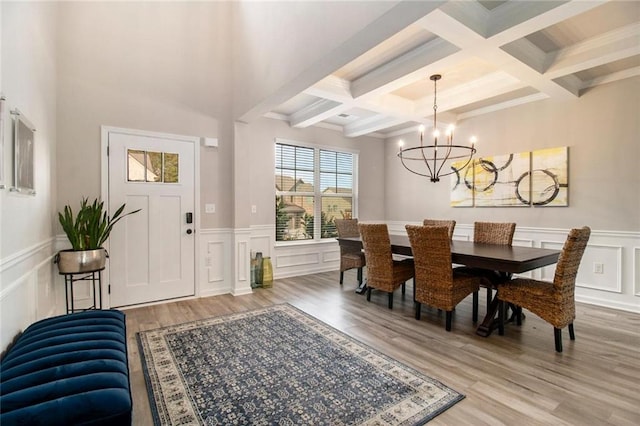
[473,222,516,245]
[335,219,365,285]
[335,218,360,241]
[336,219,361,260]
[358,223,394,282]
[496,226,591,351]
[553,226,591,306]
[423,219,456,240]
[407,225,453,291]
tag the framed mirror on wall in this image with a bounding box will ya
[10,108,36,195]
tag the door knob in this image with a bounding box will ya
[186,229,193,235]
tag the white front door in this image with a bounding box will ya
[107,129,196,307]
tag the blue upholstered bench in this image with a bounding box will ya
[0,310,132,425]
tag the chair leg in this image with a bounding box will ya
[445,311,452,331]
[357,267,363,285]
[472,291,479,323]
[366,287,372,302]
[554,327,563,352]
[498,300,505,336]
[516,306,522,326]
[415,302,421,320]
[388,292,393,309]
[486,287,492,313]
[340,271,344,285]
[568,323,575,340]
[402,282,406,296]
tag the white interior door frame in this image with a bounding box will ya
[100,125,201,308]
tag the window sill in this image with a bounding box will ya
[275,238,338,248]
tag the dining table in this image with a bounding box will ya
[337,235,561,337]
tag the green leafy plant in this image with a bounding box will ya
[58,197,141,250]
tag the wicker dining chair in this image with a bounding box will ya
[406,225,480,331]
[358,223,414,309]
[497,226,591,352]
[459,221,516,312]
[335,219,366,286]
[423,219,456,240]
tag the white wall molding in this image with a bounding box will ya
[0,238,62,350]
[199,228,233,298]
[386,221,640,313]
[0,237,55,273]
[251,225,339,280]
[195,224,638,313]
[232,229,253,296]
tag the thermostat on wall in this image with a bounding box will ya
[202,137,218,147]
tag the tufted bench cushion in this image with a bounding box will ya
[0,310,132,426]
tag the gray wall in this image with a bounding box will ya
[1,1,57,258]
[237,117,386,228]
[384,77,640,232]
[230,1,399,121]
[56,1,233,228]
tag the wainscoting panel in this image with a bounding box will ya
[276,252,320,268]
[199,229,232,297]
[198,224,638,313]
[250,225,339,280]
[0,238,60,350]
[387,222,640,313]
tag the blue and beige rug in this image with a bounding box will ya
[137,304,464,425]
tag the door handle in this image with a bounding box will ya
[186,229,193,235]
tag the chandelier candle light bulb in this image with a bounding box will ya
[397,74,476,183]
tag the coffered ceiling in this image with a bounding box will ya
[264,0,640,138]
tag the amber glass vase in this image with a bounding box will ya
[262,257,273,288]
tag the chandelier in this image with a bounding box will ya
[397,74,477,182]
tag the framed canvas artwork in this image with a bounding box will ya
[11,109,36,195]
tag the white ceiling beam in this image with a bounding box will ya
[501,38,548,74]
[420,8,580,99]
[581,66,640,90]
[487,1,606,44]
[350,38,460,98]
[456,93,549,121]
[238,0,446,123]
[303,75,353,103]
[344,114,407,138]
[413,72,525,115]
[303,76,421,124]
[545,23,640,78]
[289,99,347,128]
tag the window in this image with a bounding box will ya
[275,141,356,242]
[127,150,179,183]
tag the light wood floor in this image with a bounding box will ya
[124,271,640,425]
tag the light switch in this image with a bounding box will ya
[251,205,257,213]
[205,203,215,214]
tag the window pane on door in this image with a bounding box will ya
[146,152,163,182]
[127,150,179,183]
[127,150,146,182]
[164,153,179,183]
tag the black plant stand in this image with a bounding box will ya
[61,268,104,314]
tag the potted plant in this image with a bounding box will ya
[56,197,140,273]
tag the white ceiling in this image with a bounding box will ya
[264,0,640,139]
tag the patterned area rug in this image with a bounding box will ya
[137,304,464,425]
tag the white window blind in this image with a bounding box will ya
[275,141,355,242]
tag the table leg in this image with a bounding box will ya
[476,295,500,337]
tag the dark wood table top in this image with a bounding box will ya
[338,235,561,274]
